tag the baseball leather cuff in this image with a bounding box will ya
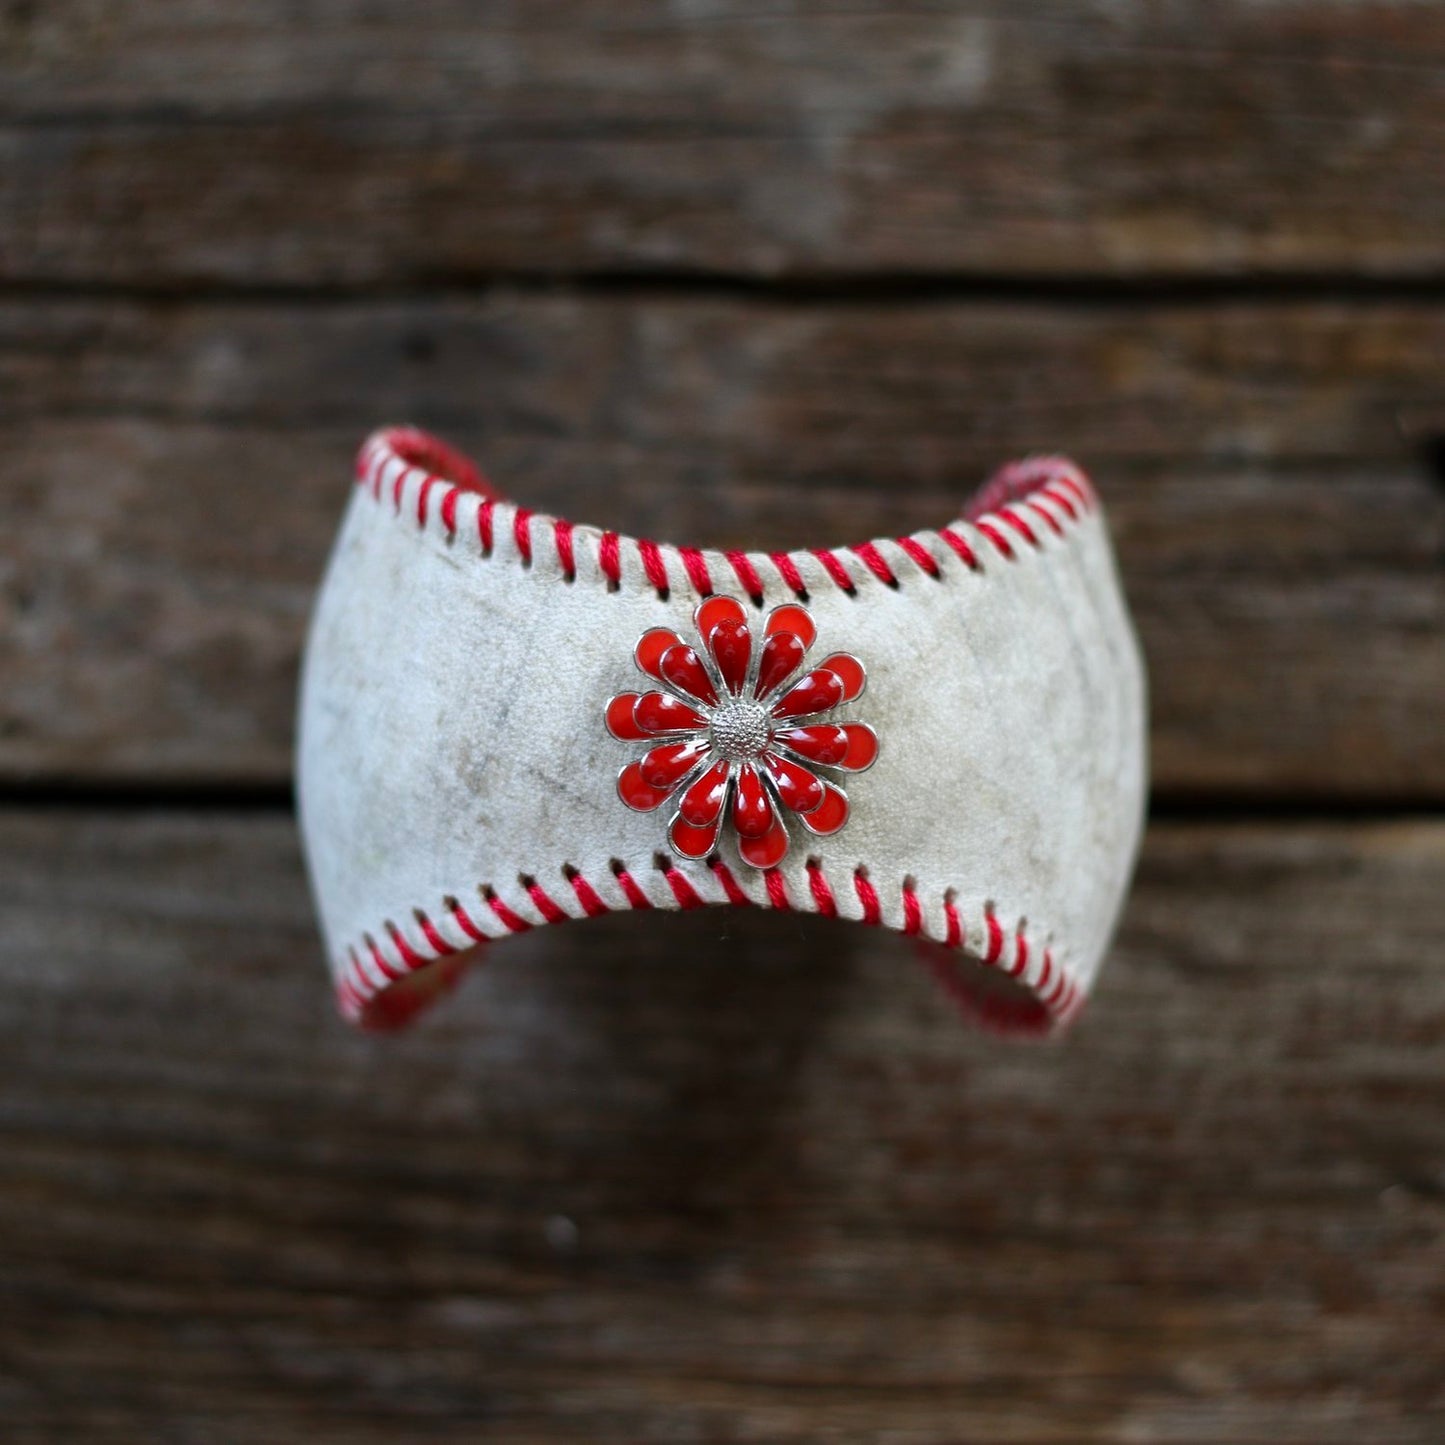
[297,427,1147,1036]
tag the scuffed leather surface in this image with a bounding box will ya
[297,457,1147,1011]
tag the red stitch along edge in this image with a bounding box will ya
[638,538,670,594]
[613,865,652,910]
[599,531,622,587]
[811,548,856,592]
[806,859,837,917]
[566,867,611,917]
[678,546,713,597]
[524,878,569,925]
[851,541,897,587]
[341,862,1085,1041]
[764,868,790,909]
[1027,500,1065,538]
[553,519,577,580]
[513,507,534,565]
[724,550,765,601]
[975,520,1013,558]
[483,887,531,933]
[895,537,940,578]
[901,884,923,936]
[770,551,808,597]
[440,486,461,536]
[710,857,752,906]
[416,475,438,528]
[984,909,1004,965]
[855,870,882,926]
[938,528,980,570]
[665,867,706,909]
[357,428,1100,600]
[448,896,486,943]
[998,507,1039,548]
[416,910,457,956]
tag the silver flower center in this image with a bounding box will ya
[708,698,772,762]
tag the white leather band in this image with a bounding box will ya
[297,429,1147,1034]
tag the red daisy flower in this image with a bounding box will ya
[604,596,878,869]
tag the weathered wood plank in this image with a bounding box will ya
[3,296,1443,795]
[4,1,1445,283]
[0,809,1442,1441]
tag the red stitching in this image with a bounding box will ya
[599,531,622,587]
[710,857,751,906]
[999,507,1038,548]
[764,868,790,909]
[357,429,1100,602]
[366,933,403,982]
[901,883,923,936]
[638,538,669,594]
[613,865,652,910]
[416,910,456,956]
[483,886,531,934]
[975,520,1013,558]
[806,858,837,917]
[524,878,569,925]
[1011,925,1029,979]
[566,866,610,917]
[678,546,712,597]
[943,896,962,948]
[938,528,980,570]
[440,486,461,536]
[416,474,438,528]
[851,541,897,587]
[770,551,807,597]
[664,866,706,909]
[340,860,1085,1041]
[553,519,576,580]
[448,896,485,943]
[811,548,856,592]
[855,870,882,925]
[513,507,533,565]
[895,537,940,578]
[984,908,1004,965]
[724,549,765,601]
[1027,500,1064,538]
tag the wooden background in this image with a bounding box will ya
[3,4,1444,1441]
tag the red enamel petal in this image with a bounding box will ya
[837,722,879,771]
[695,595,747,641]
[764,602,816,651]
[732,764,775,839]
[739,815,790,869]
[670,812,722,860]
[816,651,866,702]
[680,759,731,826]
[771,668,844,719]
[708,619,752,694]
[605,692,650,741]
[634,691,706,734]
[640,738,709,789]
[753,630,805,699]
[618,760,674,812]
[635,627,683,681]
[762,751,824,814]
[659,643,719,706]
[774,725,850,766]
[798,782,849,835]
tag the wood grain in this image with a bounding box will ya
[4,1,1445,284]
[1,809,1442,1442]
[3,296,1442,795]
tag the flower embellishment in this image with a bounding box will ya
[604,596,878,869]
